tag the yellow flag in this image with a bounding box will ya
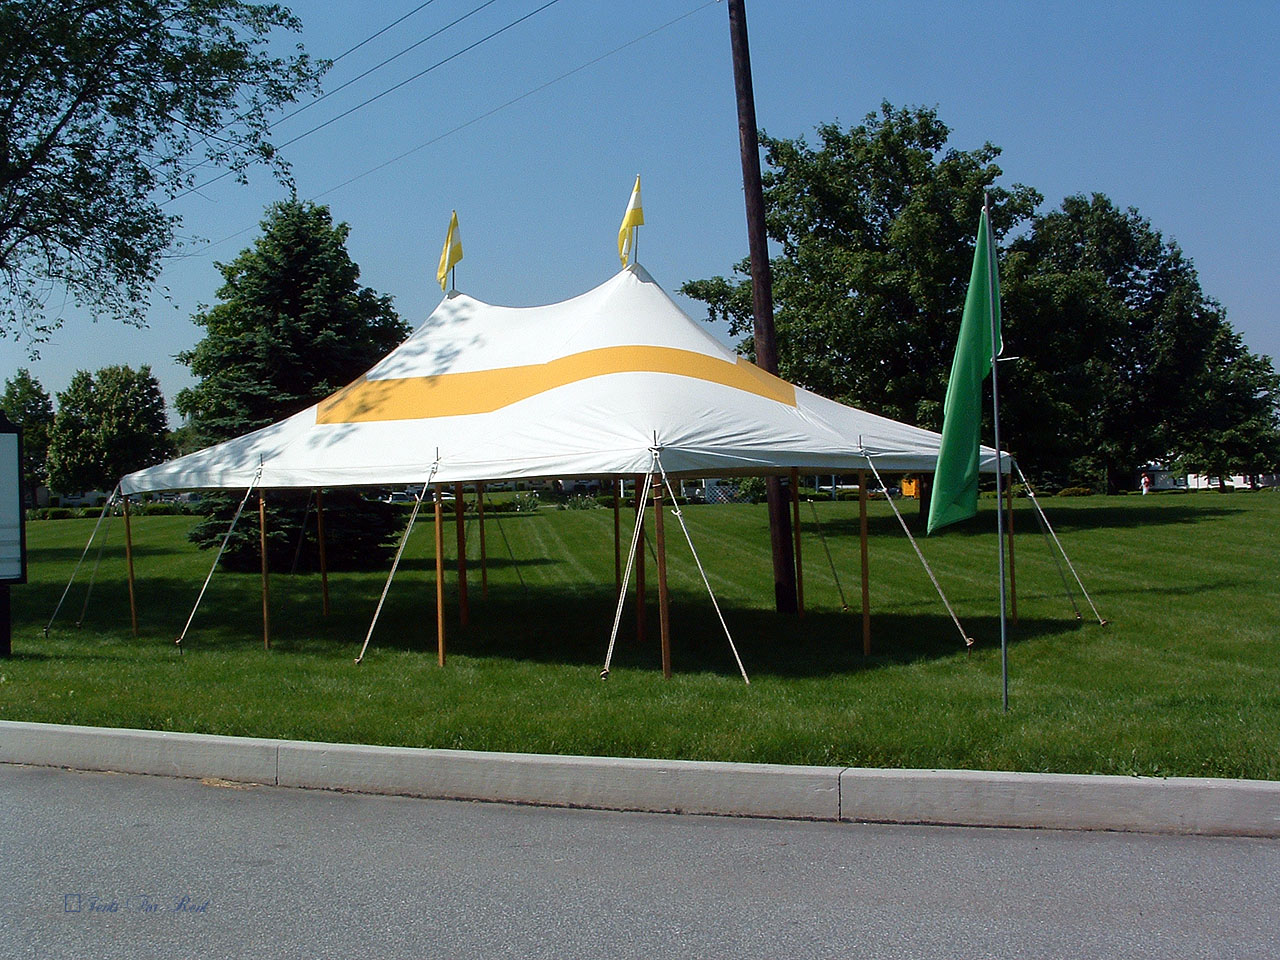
[437,210,463,291]
[617,175,644,266]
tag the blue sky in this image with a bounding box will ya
[4,0,1277,418]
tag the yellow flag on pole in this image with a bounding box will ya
[617,175,644,266]
[437,210,463,291]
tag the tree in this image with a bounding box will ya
[1166,325,1280,485]
[0,0,321,340]
[1,367,53,504]
[1002,194,1280,489]
[684,105,1280,493]
[46,365,171,493]
[683,103,1040,429]
[176,198,410,570]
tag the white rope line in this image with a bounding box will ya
[75,497,115,627]
[862,451,974,649]
[601,467,655,679]
[45,486,119,636]
[655,455,749,685]
[808,498,849,611]
[289,488,316,574]
[492,506,528,594]
[1013,461,1106,625]
[1014,463,1081,619]
[176,471,261,649]
[355,461,440,665]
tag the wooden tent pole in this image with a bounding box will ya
[790,467,804,616]
[653,479,672,679]
[477,482,488,600]
[1006,478,1018,624]
[633,473,646,647]
[258,490,270,650]
[454,483,468,628]
[123,497,138,637]
[859,470,870,655]
[435,487,446,667]
[612,477,622,597]
[315,490,330,616]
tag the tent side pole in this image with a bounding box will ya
[477,482,488,600]
[1006,477,1018,624]
[123,497,138,637]
[315,490,330,616]
[633,473,646,648]
[859,470,870,656]
[455,483,468,628]
[435,487,446,667]
[790,467,804,616]
[258,491,270,650]
[653,478,672,679]
[613,477,621,597]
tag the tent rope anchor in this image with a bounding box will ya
[355,457,440,665]
[175,466,263,652]
[862,448,975,651]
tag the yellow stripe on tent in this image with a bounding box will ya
[317,345,797,423]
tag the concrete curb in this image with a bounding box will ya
[839,768,1280,837]
[2,720,1278,837]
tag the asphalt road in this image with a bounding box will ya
[1,764,1276,959]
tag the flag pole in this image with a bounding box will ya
[984,192,1009,713]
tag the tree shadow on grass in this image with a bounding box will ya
[26,541,186,563]
[810,501,1244,540]
[13,559,1084,680]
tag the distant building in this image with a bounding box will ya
[1186,473,1278,490]
[1136,467,1184,491]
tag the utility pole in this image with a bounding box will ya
[727,0,797,613]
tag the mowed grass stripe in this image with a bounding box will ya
[2,492,1277,778]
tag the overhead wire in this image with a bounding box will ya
[168,0,718,259]
[146,1,446,180]
[274,0,499,126]
[329,0,443,66]
[168,0,564,204]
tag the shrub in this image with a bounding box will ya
[139,502,185,516]
[512,493,539,513]
[561,495,600,511]
[737,477,767,504]
[1057,486,1094,497]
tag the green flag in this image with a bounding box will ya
[928,206,1001,535]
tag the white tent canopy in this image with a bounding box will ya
[122,264,1003,495]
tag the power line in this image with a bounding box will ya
[146,1,444,182]
[167,0,718,259]
[329,0,441,66]
[169,0,562,204]
[315,2,719,201]
[276,0,500,126]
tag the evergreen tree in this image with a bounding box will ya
[176,199,411,570]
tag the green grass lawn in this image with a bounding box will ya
[2,491,1277,779]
